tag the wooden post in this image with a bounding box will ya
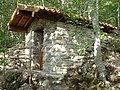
[39,47,43,70]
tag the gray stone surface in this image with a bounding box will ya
[17,83,33,90]
[25,19,94,89]
[25,19,94,77]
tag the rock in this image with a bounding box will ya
[17,83,33,90]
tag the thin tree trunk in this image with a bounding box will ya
[42,0,44,7]
[89,0,110,88]
[118,0,120,30]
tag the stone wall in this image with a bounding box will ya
[43,22,76,77]
[25,19,94,90]
[26,19,91,77]
[26,18,93,77]
[43,21,93,78]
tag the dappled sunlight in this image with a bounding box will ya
[107,52,120,66]
[0,0,119,89]
[43,22,81,76]
[53,44,66,52]
[42,22,98,77]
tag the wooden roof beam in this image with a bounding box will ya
[8,25,27,32]
[18,10,33,16]
[24,17,34,28]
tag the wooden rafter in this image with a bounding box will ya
[8,25,27,32]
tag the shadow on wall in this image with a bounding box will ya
[43,22,93,77]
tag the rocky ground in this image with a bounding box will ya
[0,31,120,90]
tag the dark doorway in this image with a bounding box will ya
[34,30,44,70]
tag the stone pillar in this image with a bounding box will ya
[25,31,34,68]
[25,30,44,69]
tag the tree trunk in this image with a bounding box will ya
[42,0,44,7]
[118,0,120,30]
[89,0,110,87]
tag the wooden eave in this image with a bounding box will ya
[78,17,117,32]
[7,3,66,32]
[7,3,117,33]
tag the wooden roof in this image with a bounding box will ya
[7,3,117,33]
[7,3,66,32]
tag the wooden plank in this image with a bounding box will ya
[8,14,22,26]
[12,15,22,25]
[24,17,34,28]
[39,47,43,70]
[17,3,40,11]
[7,8,18,26]
[17,16,30,27]
[8,25,27,32]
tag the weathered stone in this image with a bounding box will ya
[26,19,90,76]
[25,19,99,89]
[17,83,33,90]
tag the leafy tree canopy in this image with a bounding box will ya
[0,0,118,51]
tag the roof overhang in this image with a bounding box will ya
[7,3,117,33]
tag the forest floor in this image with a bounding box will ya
[0,31,120,90]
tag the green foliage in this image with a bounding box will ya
[111,39,120,53]
[1,71,23,90]
[73,29,93,55]
[98,31,108,40]
[0,0,117,51]
[0,58,10,66]
[99,0,118,26]
[72,27,109,55]
[0,48,7,52]
[0,0,18,51]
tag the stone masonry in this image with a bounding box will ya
[25,18,93,77]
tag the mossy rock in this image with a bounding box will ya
[112,40,120,53]
[1,71,24,90]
